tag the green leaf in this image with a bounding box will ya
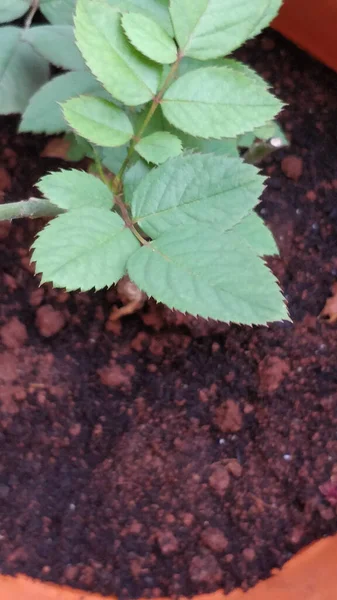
[162,66,283,139]
[177,56,224,77]
[0,27,49,115]
[39,0,76,25]
[165,120,239,157]
[238,120,288,148]
[63,96,134,147]
[131,154,264,238]
[64,133,94,162]
[32,208,140,291]
[75,0,160,106]
[101,146,128,174]
[249,0,283,38]
[135,132,182,164]
[37,169,113,211]
[23,25,86,71]
[127,225,288,324]
[19,71,104,134]
[222,58,269,86]
[169,0,282,60]
[123,159,151,204]
[233,212,279,256]
[108,0,173,35]
[254,121,288,146]
[122,12,177,64]
[0,0,29,23]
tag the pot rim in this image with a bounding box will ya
[1,535,337,600]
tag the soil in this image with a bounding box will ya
[1,29,337,599]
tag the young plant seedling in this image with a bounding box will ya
[0,0,290,325]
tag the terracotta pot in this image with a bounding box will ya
[272,0,337,72]
[1,534,337,600]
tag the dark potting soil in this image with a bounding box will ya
[1,29,337,599]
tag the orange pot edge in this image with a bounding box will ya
[1,534,337,600]
[1,2,336,599]
[272,0,337,72]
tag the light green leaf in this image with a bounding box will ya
[233,212,279,256]
[64,133,94,162]
[131,154,264,238]
[37,169,113,211]
[249,0,283,38]
[75,0,160,106]
[32,208,140,291]
[63,96,134,147]
[222,58,269,86]
[107,0,173,35]
[238,120,288,148]
[0,27,49,115]
[254,121,288,146]
[135,132,182,164]
[19,71,104,134]
[162,66,283,139]
[123,159,151,204]
[40,0,76,24]
[0,0,29,23]
[177,56,223,77]
[122,12,177,64]
[23,25,86,71]
[127,225,288,324]
[169,0,282,60]
[101,146,128,174]
[165,121,239,157]
[237,131,256,148]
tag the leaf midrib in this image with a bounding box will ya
[133,177,259,223]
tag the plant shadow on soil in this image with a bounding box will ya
[1,29,337,599]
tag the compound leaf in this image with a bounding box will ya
[0,0,29,23]
[39,0,76,24]
[162,66,283,139]
[19,71,103,134]
[169,0,282,60]
[233,212,279,256]
[135,131,182,164]
[131,153,264,238]
[63,96,133,147]
[122,12,177,64]
[75,0,160,106]
[0,27,49,115]
[32,208,140,291]
[127,225,288,324]
[23,25,86,71]
[37,169,113,211]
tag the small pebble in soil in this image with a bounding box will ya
[281,155,303,181]
[156,530,179,555]
[35,305,66,338]
[200,528,228,553]
[189,555,222,585]
[0,317,28,349]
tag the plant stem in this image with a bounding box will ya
[0,198,63,221]
[113,54,182,192]
[92,148,113,190]
[25,0,40,29]
[114,195,149,245]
